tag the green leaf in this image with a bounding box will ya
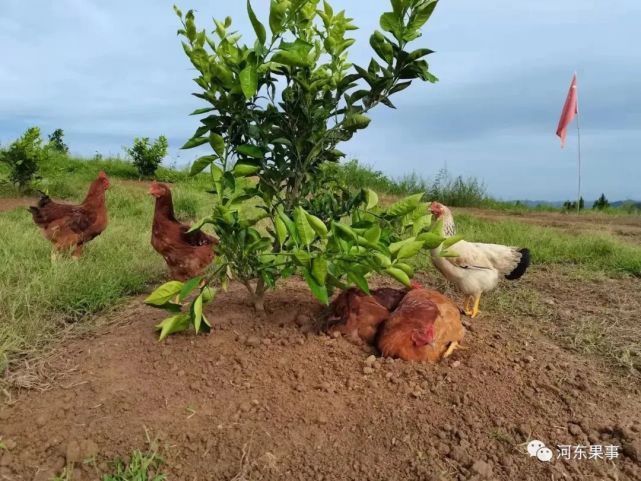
[180,276,203,302]
[233,162,261,177]
[272,50,308,67]
[312,257,328,285]
[190,107,215,115]
[347,271,370,294]
[247,0,267,45]
[364,224,381,244]
[370,31,393,63]
[442,234,464,249]
[190,155,217,176]
[305,212,328,238]
[209,133,225,157]
[374,252,392,268]
[294,207,316,246]
[344,113,371,130]
[278,211,299,243]
[193,294,204,333]
[332,221,357,241]
[274,215,288,246]
[156,314,190,341]
[429,218,444,236]
[387,193,424,217]
[303,269,329,305]
[385,267,411,287]
[408,1,437,32]
[293,249,311,268]
[408,47,435,61]
[145,281,184,306]
[237,144,264,158]
[389,237,416,255]
[416,231,445,249]
[269,0,288,36]
[412,214,432,236]
[391,0,403,16]
[365,188,379,209]
[394,262,414,277]
[181,136,209,149]
[380,12,401,35]
[396,240,425,260]
[390,81,412,94]
[239,64,258,99]
[202,286,216,303]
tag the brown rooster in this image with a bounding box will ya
[149,181,218,281]
[326,287,407,345]
[29,171,110,259]
[377,285,465,362]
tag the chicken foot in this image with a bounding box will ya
[443,341,463,359]
[462,294,481,318]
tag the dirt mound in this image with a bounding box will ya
[1,276,640,481]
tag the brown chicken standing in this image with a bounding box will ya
[149,181,218,281]
[377,284,465,362]
[326,287,408,345]
[29,171,110,259]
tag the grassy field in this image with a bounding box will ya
[2,156,641,481]
[0,156,214,373]
[1,155,640,375]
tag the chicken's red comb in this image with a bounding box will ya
[410,280,423,289]
[98,171,108,178]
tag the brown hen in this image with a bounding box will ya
[29,171,109,258]
[149,181,218,281]
[326,287,407,345]
[377,286,465,362]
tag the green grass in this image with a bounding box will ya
[455,214,641,277]
[51,450,166,481]
[102,450,167,481]
[0,159,213,374]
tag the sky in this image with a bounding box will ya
[1,0,639,201]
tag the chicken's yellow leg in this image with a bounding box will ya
[470,294,481,318]
[443,341,461,359]
[463,295,474,317]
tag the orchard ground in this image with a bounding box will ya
[0,158,640,480]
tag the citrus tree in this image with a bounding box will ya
[146,0,449,339]
[0,127,45,191]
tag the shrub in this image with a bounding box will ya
[126,136,169,178]
[0,127,45,191]
[429,168,487,207]
[145,0,450,339]
[47,128,69,154]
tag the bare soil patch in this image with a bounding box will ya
[1,274,640,481]
[0,197,35,213]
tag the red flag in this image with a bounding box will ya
[556,74,578,148]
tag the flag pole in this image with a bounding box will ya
[575,74,581,214]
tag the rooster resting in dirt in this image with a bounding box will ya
[377,283,465,362]
[29,171,110,259]
[429,201,530,318]
[149,181,218,281]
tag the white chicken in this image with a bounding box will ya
[428,202,530,318]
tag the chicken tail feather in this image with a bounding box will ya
[505,248,530,280]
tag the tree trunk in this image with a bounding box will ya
[243,279,266,313]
